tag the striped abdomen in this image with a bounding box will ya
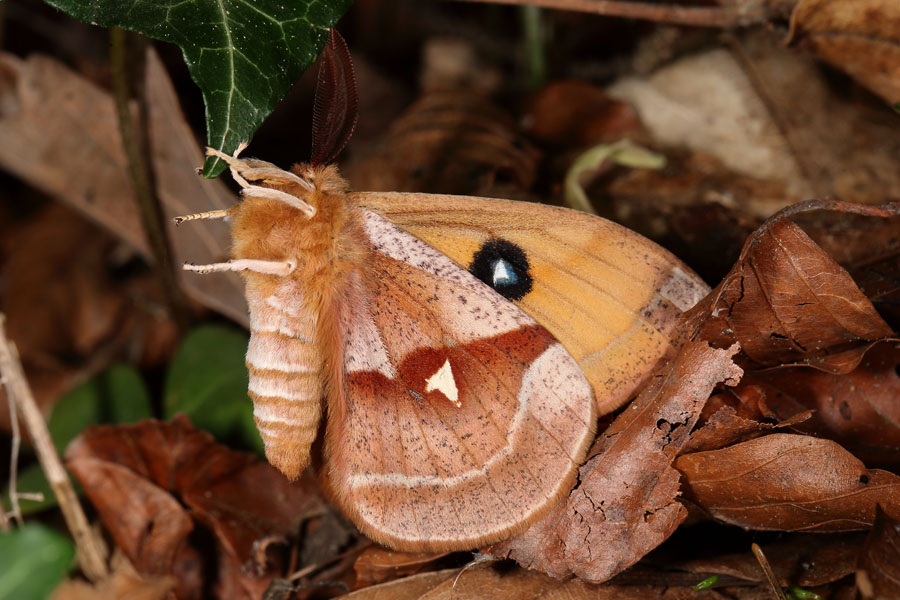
[246,280,323,480]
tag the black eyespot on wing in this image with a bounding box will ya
[469,239,533,301]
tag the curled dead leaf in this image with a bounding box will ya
[345,91,539,199]
[676,433,900,531]
[748,342,900,450]
[693,202,897,370]
[65,416,326,599]
[789,0,900,104]
[856,506,900,599]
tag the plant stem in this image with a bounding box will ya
[109,27,188,330]
[520,5,546,89]
[0,316,109,581]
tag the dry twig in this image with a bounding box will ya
[455,0,767,28]
[0,314,109,581]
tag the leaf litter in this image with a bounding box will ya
[1,1,899,598]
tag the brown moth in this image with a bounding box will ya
[178,30,708,552]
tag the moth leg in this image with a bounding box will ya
[183,258,296,276]
[173,209,229,225]
[206,147,317,216]
[239,186,317,217]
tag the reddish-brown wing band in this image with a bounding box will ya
[325,210,597,551]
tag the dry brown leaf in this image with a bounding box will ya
[608,47,812,211]
[66,416,327,599]
[0,203,178,427]
[856,506,900,599]
[0,49,248,327]
[681,403,810,454]
[487,341,742,582]
[51,551,175,600]
[522,80,641,148]
[143,49,248,326]
[608,32,900,215]
[676,433,900,531]
[0,53,149,254]
[674,533,864,588]
[747,342,900,450]
[346,561,735,600]
[341,569,457,600]
[694,212,896,370]
[353,548,450,588]
[788,0,900,104]
[345,91,539,199]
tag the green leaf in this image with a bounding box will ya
[165,325,262,454]
[44,0,353,177]
[3,364,152,515]
[48,364,153,453]
[0,524,74,599]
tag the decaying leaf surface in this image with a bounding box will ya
[744,342,900,450]
[487,341,742,582]
[353,548,451,588]
[789,0,900,104]
[345,91,540,199]
[695,212,895,370]
[344,562,734,600]
[676,433,900,531]
[65,415,326,597]
[0,202,178,429]
[608,47,811,204]
[144,48,249,326]
[856,507,900,599]
[681,402,809,454]
[51,551,175,600]
[674,532,864,588]
[607,32,900,217]
[0,48,248,326]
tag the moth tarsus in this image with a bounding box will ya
[173,209,229,225]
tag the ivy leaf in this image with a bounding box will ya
[44,0,354,177]
[165,325,263,455]
[0,524,74,599]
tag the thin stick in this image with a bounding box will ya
[751,543,787,600]
[2,357,22,531]
[0,315,108,581]
[110,27,189,330]
[455,0,766,28]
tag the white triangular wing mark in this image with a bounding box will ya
[424,358,460,407]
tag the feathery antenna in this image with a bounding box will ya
[310,29,358,166]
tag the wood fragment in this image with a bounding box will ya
[0,314,109,581]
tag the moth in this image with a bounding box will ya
[178,31,708,552]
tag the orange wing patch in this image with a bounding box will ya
[351,192,710,413]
